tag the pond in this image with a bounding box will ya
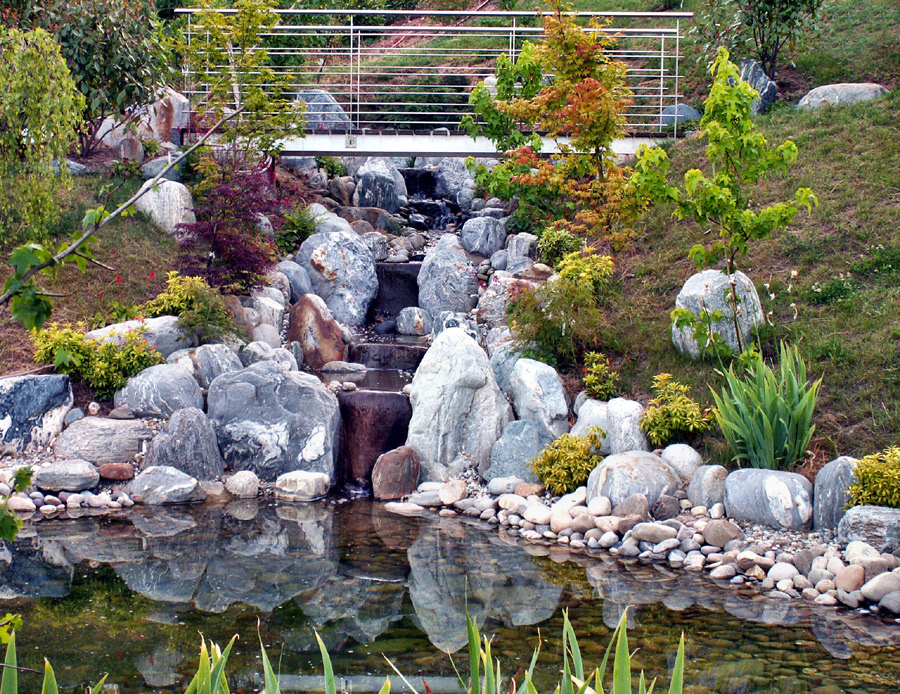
[1,499,899,693]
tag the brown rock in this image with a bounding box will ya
[514,482,544,497]
[703,519,745,548]
[337,206,401,233]
[98,463,135,481]
[612,493,650,520]
[223,295,256,336]
[117,135,144,163]
[289,294,348,369]
[570,513,596,534]
[616,514,642,534]
[338,391,411,491]
[847,557,885,584]
[200,480,231,503]
[372,446,420,501]
[439,480,467,506]
[329,177,354,206]
[350,220,376,235]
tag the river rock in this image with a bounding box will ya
[606,398,649,454]
[128,465,206,505]
[296,230,377,326]
[98,462,135,481]
[274,470,330,500]
[508,358,569,440]
[32,460,99,492]
[288,294,348,369]
[85,315,196,359]
[586,451,680,508]
[486,420,550,483]
[724,469,813,530]
[632,522,677,543]
[275,260,314,301]
[461,217,506,257]
[671,270,764,359]
[687,464,727,507]
[396,307,432,336]
[114,364,203,418]
[860,572,900,603]
[144,408,224,481]
[54,417,154,465]
[406,328,512,480]
[168,343,243,389]
[837,506,900,554]
[797,83,888,110]
[225,470,259,498]
[417,235,479,317]
[372,446,420,501]
[134,179,195,234]
[207,361,341,482]
[739,59,778,114]
[660,444,703,483]
[0,374,73,454]
[6,496,35,513]
[814,456,858,530]
[702,519,744,548]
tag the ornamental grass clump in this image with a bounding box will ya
[847,447,900,510]
[711,342,821,470]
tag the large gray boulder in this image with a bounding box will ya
[406,328,512,480]
[144,408,224,481]
[671,270,764,359]
[434,158,476,206]
[32,460,99,492]
[296,89,351,130]
[353,157,407,213]
[461,217,506,257]
[724,469,813,530]
[417,235,479,316]
[486,420,550,483]
[508,358,569,440]
[128,466,207,505]
[295,231,378,326]
[606,398,649,454]
[0,375,73,455]
[797,83,888,110]
[85,315,196,359]
[134,179,195,235]
[168,344,243,390]
[54,416,154,465]
[740,60,778,115]
[207,361,341,482]
[275,260,314,302]
[687,464,728,507]
[814,456,858,530]
[837,506,900,554]
[586,451,681,508]
[114,364,203,418]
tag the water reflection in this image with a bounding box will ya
[1,500,899,693]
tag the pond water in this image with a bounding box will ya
[1,499,899,693]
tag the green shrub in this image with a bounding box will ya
[711,342,821,469]
[806,275,855,305]
[32,323,165,399]
[530,427,605,495]
[537,223,584,266]
[847,447,900,509]
[315,155,347,178]
[582,352,620,400]
[276,204,321,255]
[555,248,615,295]
[141,271,235,343]
[641,374,716,447]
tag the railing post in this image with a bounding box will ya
[674,18,681,139]
[659,34,666,133]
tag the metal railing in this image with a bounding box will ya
[177,8,691,137]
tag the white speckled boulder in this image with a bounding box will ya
[724,469,813,530]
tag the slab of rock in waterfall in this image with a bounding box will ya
[396,307,432,336]
[606,398,649,454]
[508,358,569,440]
[134,179,195,235]
[128,465,207,505]
[338,390,411,490]
[275,260,314,302]
[85,315,196,359]
[660,444,703,484]
[814,456,858,530]
[461,217,506,257]
[296,89,352,130]
[797,83,888,110]
[724,469,813,530]
[288,294,348,369]
[570,398,610,453]
[687,464,728,507]
[0,374,73,454]
[239,341,298,371]
[406,328,512,480]
[54,416,154,464]
[475,273,536,327]
[372,446,421,500]
[740,60,778,115]
[168,343,243,390]
[114,364,203,419]
[433,157,476,210]
[295,230,377,326]
[33,460,99,492]
[837,506,900,554]
[486,420,550,483]
[207,361,341,482]
[586,451,680,508]
[671,270,764,359]
[418,235,480,317]
[275,470,331,500]
[144,408,224,480]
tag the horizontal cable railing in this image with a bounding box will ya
[177,8,691,138]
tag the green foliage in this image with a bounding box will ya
[582,352,620,401]
[1,632,108,694]
[847,447,900,510]
[806,275,855,306]
[670,305,735,361]
[711,342,821,469]
[537,223,584,267]
[276,205,322,255]
[555,248,615,295]
[0,467,32,560]
[32,323,165,399]
[851,244,900,283]
[141,271,236,343]
[315,156,347,178]
[142,138,162,159]
[641,374,716,447]
[530,427,605,495]
[0,28,84,245]
[631,48,817,277]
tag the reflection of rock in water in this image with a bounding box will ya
[0,535,73,599]
[135,643,183,688]
[407,519,562,653]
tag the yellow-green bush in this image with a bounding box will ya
[582,352,620,400]
[848,447,900,509]
[141,271,235,342]
[530,427,605,495]
[641,373,716,447]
